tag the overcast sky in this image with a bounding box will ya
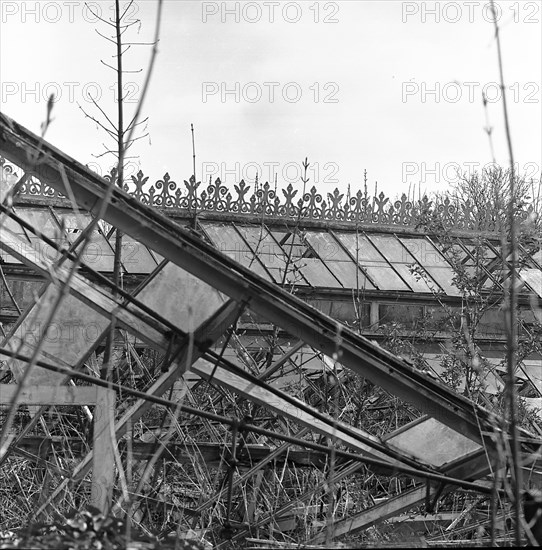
[1,1,541,199]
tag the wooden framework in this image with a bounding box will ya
[0,112,541,545]
[0,385,115,513]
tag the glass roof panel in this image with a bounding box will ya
[270,265,309,286]
[269,230,344,288]
[337,233,410,291]
[338,233,385,262]
[271,230,305,247]
[201,223,272,281]
[16,208,63,241]
[236,225,286,260]
[234,226,299,284]
[297,258,342,287]
[399,237,450,269]
[84,236,114,272]
[108,234,158,274]
[203,223,250,254]
[324,260,376,290]
[304,232,377,288]
[400,237,460,295]
[54,212,116,272]
[366,235,434,293]
[304,231,351,261]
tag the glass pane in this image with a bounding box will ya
[520,268,542,298]
[380,304,424,329]
[522,359,542,393]
[270,230,342,287]
[338,233,409,291]
[385,417,481,467]
[304,232,377,289]
[109,234,157,274]
[204,223,249,255]
[236,225,285,263]
[84,234,114,272]
[325,260,376,290]
[298,258,342,287]
[16,208,61,240]
[271,230,304,248]
[368,235,434,293]
[202,223,272,281]
[9,209,68,267]
[53,214,111,271]
[339,233,384,262]
[400,237,462,296]
[269,265,309,286]
[443,240,471,264]
[305,231,351,261]
[50,211,117,272]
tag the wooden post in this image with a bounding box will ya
[0,384,116,515]
[91,387,116,514]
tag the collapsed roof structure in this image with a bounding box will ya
[0,111,541,546]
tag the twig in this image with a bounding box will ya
[489,1,522,545]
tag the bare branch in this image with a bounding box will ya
[125,116,149,133]
[122,41,157,46]
[124,133,149,150]
[77,104,118,139]
[93,148,118,158]
[100,59,118,72]
[117,67,143,74]
[84,2,115,26]
[87,96,119,134]
[94,28,117,45]
[120,0,136,20]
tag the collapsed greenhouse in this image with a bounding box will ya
[0,111,541,547]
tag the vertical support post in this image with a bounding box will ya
[370,302,379,328]
[91,387,116,514]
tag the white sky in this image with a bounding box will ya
[1,1,541,198]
